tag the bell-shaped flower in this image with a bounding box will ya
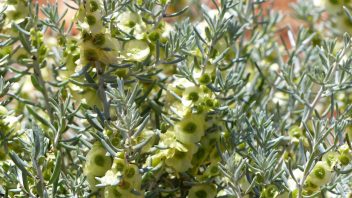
[187,184,217,198]
[122,40,150,62]
[116,11,146,39]
[84,142,113,189]
[165,143,197,172]
[174,113,206,144]
[322,151,339,170]
[308,161,332,187]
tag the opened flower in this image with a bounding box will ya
[165,143,197,172]
[174,113,206,144]
[122,40,150,62]
[187,184,217,198]
[308,161,332,186]
[83,142,112,189]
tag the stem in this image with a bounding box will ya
[301,62,338,126]
[96,62,110,120]
[32,55,54,122]
[301,86,323,124]
[298,149,316,198]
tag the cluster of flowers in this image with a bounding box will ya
[287,125,352,196]
[76,1,223,196]
[1,0,352,197]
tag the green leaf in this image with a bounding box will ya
[48,152,62,185]
[9,152,31,177]
[27,106,55,131]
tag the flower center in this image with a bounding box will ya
[187,92,199,102]
[195,190,207,198]
[125,167,136,178]
[94,155,106,167]
[86,15,96,26]
[89,1,99,12]
[313,166,326,180]
[183,122,197,134]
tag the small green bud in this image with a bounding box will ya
[194,190,207,198]
[313,165,325,180]
[188,184,216,198]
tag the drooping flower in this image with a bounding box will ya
[165,142,197,172]
[308,161,332,186]
[115,11,146,39]
[174,113,206,144]
[187,184,217,198]
[322,151,339,170]
[122,40,150,62]
[83,142,112,189]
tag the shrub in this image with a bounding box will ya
[0,0,352,197]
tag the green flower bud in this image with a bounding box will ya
[192,145,207,163]
[125,166,136,178]
[187,92,199,102]
[82,30,92,42]
[304,177,319,190]
[338,144,350,155]
[283,151,295,162]
[289,125,303,139]
[113,158,126,172]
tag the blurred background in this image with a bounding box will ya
[37,0,299,33]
